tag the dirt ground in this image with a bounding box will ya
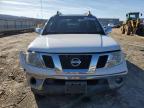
[0,29,144,108]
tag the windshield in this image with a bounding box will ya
[42,16,105,35]
[129,13,139,19]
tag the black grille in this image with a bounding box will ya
[42,55,54,68]
[96,55,108,68]
[44,79,108,85]
[59,55,92,69]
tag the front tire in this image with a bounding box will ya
[121,26,125,34]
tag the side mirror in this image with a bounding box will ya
[35,28,42,34]
[141,13,143,16]
[103,26,107,30]
[105,26,112,34]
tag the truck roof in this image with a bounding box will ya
[53,11,96,18]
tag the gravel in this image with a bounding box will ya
[0,29,144,108]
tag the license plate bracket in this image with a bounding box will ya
[65,81,87,94]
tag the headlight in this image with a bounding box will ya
[106,51,123,67]
[26,52,45,68]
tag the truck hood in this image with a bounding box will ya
[28,34,120,53]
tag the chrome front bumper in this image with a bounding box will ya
[27,73,127,94]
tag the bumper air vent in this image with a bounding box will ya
[96,55,108,68]
[42,55,54,68]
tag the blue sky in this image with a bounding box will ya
[0,0,143,20]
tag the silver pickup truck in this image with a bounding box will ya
[19,12,128,95]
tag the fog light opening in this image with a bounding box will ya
[30,77,36,85]
[115,77,123,84]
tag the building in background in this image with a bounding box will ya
[0,14,45,34]
[98,18,120,27]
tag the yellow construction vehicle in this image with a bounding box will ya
[121,12,144,35]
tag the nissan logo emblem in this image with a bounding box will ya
[71,58,81,67]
